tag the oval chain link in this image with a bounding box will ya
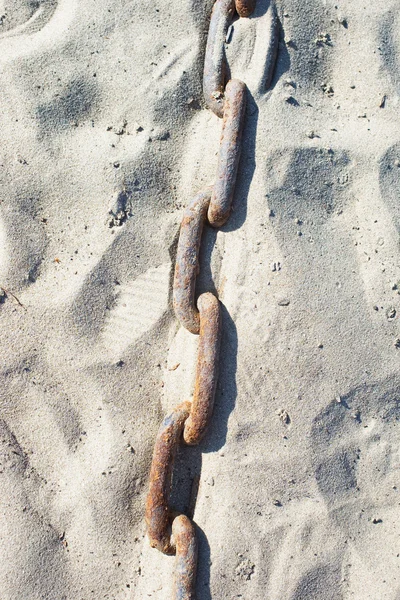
[145,1,272,597]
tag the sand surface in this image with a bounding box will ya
[1,0,400,598]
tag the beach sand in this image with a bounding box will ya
[1,0,400,598]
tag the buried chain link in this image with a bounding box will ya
[145,0,262,597]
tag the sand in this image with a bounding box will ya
[0,0,400,598]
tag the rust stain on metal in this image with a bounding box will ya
[235,0,256,17]
[184,293,221,445]
[145,401,191,554]
[173,189,211,334]
[208,78,247,227]
[172,515,197,600]
[203,0,236,118]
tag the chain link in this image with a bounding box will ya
[146,401,192,555]
[145,0,265,596]
[173,189,212,335]
[208,78,246,227]
[183,292,221,446]
[203,0,236,118]
[172,515,198,599]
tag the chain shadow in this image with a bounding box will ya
[271,18,290,88]
[169,447,213,599]
[169,47,276,598]
[195,524,212,600]
[169,443,211,599]
[169,302,236,598]
[172,93,253,597]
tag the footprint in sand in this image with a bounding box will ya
[101,263,171,361]
[0,419,67,598]
[0,0,59,38]
[261,147,400,598]
[311,375,400,599]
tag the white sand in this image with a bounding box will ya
[1,0,400,598]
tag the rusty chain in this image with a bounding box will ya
[145,0,264,596]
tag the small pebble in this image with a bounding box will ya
[235,558,255,581]
[278,298,290,306]
[386,307,396,320]
[277,409,291,425]
[315,32,332,46]
[285,95,299,106]
[321,83,334,96]
[271,261,281,272]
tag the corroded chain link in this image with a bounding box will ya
[145,1,260,596]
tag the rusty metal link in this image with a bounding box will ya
[208,78,246,227]
[235,0,256,17]
[184,292,221,445]
[203,0,255,118]
[173,189,212,335]
[145,401,191,555]
[172,515,198,599]
[203,0,235,118]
